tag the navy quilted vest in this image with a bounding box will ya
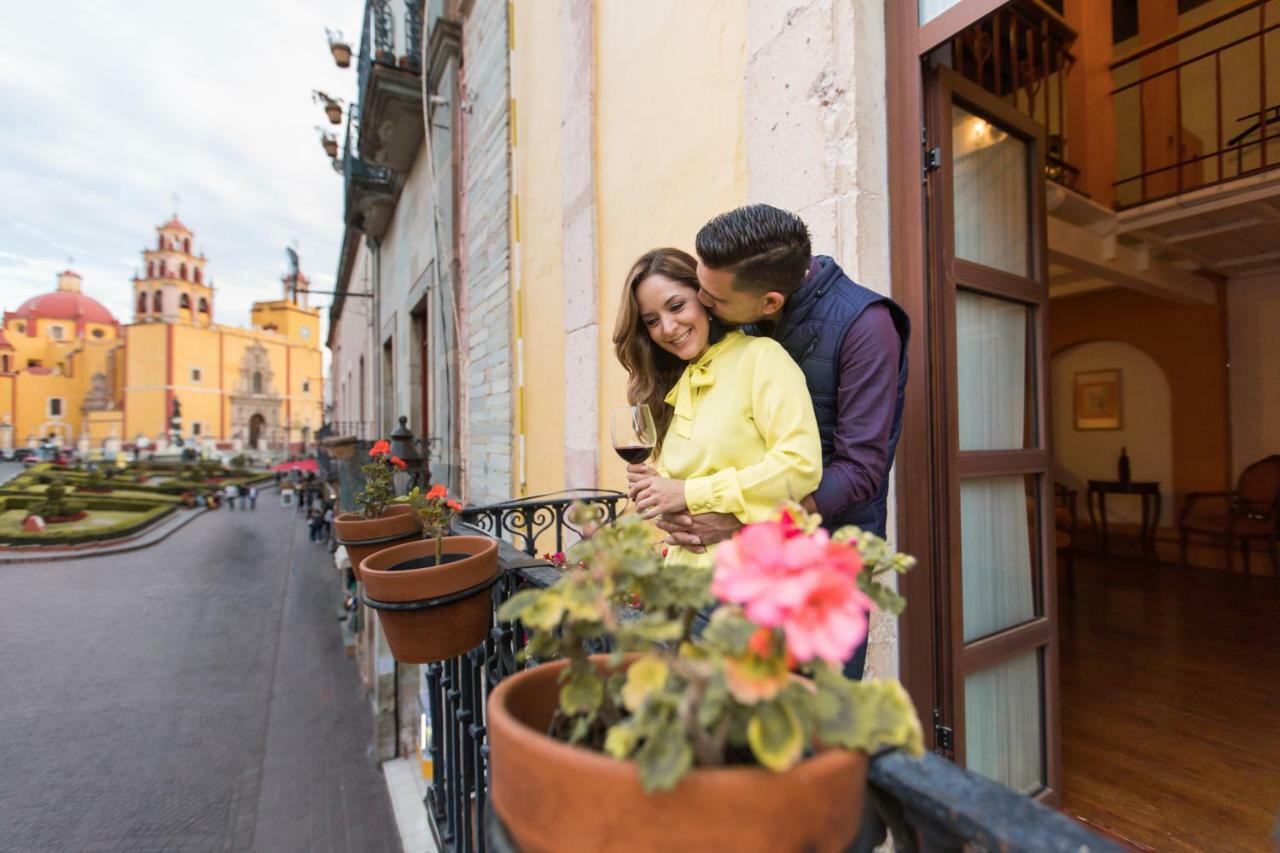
[766,256,909,538]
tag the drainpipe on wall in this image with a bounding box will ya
[368,236,382,437]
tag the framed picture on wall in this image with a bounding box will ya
[1074,369,1122,430]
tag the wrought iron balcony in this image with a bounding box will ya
[337,103,395,238]
[405,492,1123,853]
[354,0,426,173]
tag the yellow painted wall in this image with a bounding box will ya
[593,0,748,490]
[171,324,224,440]
[124,323,167,441]
[514,0,567,496]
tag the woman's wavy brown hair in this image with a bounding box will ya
[612,247,722,450]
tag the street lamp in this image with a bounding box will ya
[388,415,424,493]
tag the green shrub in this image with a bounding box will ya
[31,484,86,520]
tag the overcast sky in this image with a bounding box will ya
[0,0,365,336]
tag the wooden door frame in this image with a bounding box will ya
[887,0,1060,800]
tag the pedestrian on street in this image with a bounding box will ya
[213,487,225,509]
[226,483,240,510]
[307,507,323,543]
[248,485,258,510]
[322,504,334,543]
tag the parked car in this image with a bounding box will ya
[11,448,37,463]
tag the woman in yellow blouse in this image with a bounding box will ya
[613,248,821,567]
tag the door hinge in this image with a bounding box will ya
[933,708,954,753]
[924,146,942,172]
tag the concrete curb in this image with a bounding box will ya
[382,758,437,853]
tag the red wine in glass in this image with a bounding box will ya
[610,405,657,466]
[614,445,652,464]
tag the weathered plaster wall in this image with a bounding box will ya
[594,0,749,492]
[461,0,513,505]
[513,0,567,496]
[745,0,898,678]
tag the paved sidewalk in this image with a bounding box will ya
[0,490,400,852]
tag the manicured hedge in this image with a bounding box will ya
[0,504,176,546]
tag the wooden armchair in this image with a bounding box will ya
[1178,455,1280,577]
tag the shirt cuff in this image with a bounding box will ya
[811,473,849,522]
[684,470,744,518]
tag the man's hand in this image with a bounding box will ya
[655,511,742,554]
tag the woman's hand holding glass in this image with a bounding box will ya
[627,463,687,519]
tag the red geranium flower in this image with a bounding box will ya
[369,440,391,456]
[390,456,407,470]
[446,499,462,512]
[427,483,448,500]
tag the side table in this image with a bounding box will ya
[1086,480,1161,558]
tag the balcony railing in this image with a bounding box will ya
[1112,0,1280,209]
[950,0,1079,188]
[460,489,627,557]
[412,494,1124,853]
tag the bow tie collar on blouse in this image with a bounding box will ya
[664,335,733,439]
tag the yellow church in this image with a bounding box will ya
[0,216,324,456]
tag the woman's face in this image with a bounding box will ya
[635,274,711,362]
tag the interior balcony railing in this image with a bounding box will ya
[403,494,1125,853]
[949,0,1079,188]
[1112,0,1280,209]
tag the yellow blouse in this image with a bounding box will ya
[657,331,822,567]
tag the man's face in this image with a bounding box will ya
[696,260,779,326]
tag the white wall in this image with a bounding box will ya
[1228,274,1280,479]
[1051,341,1174,527]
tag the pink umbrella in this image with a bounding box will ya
[270,458,319,473]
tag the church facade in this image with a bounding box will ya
[0,216,324,456]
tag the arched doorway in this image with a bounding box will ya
[248,414,266,450]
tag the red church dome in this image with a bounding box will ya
[13,290,117,326]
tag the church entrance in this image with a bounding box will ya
[248,414,266,450]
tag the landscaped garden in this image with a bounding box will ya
[0,458,273,547]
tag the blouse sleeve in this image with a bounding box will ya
[682,341,822,522]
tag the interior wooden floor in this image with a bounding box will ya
[1059,551,1280,852]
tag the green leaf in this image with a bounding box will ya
[495,588,543,623]
[621,655,669,712]
[519,591,567,631]
[697,672,730,730]
[813,668,924,758]
[701,607,756,655]
[568,715,591,744]
[559,670,604,716]
[635,722,693,792]
[747,700,805,772]
[603,720,640,759]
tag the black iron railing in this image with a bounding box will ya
[420,497,1122,853]
[356,0,423,116]
[460,489,627,557]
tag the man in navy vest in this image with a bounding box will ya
[652,203,909,679]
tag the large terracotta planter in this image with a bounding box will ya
[488,656,868,853]
[333,504,419,582]
[359,535,500,664]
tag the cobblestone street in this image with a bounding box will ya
[0,489,401,852]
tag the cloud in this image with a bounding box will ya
[0,0,362,352]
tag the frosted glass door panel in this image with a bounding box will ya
[952,104,1029,276]
[965,650,1045,794]
[956,291,1033,451]
[961,475,1038,642]
[920,0,965,24]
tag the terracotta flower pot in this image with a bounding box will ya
[325,103,342,125]
[331,43,352,68]
[333,504,420,582]
[488,656,868,853]
[359,535,500,664]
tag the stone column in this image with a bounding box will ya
[561,0,600,489]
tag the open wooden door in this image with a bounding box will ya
[924,64,1060,801]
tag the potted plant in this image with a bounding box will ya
[312,90,343,125]
[333,440,420,582]
[327,29,352,68]
[320,132,339,159]
[487,505,923,852]
[359,484,500,664]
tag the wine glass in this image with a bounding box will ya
[610,404,657,465]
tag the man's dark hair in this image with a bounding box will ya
[695,204,812,297]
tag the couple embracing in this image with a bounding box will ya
[612,204,909,680]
